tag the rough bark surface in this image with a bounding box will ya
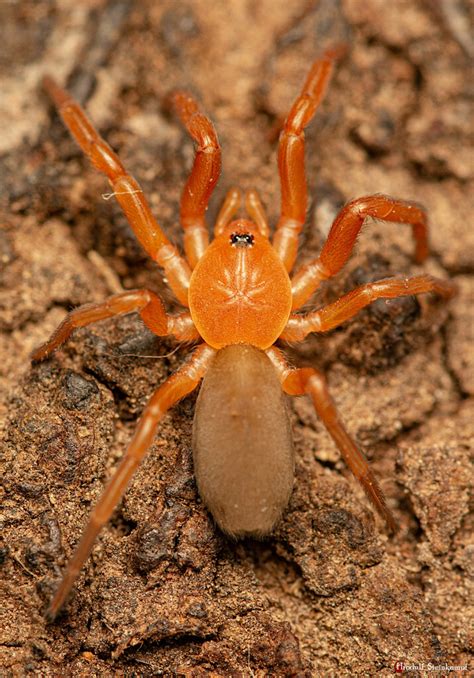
[1,1,472,676]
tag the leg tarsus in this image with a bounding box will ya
[43,76,191,306]
[273,48,340,271]
[45,343,216,621]
[291,194,431,309]
[31,290,197,363]
[170,91,221,267]
[322,195,430,269]
[282,274,457,342]
[267,348,397,532]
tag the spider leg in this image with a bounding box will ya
[281,274,456,342]
[273,48,340,271]
[266,347,397,532]
[31,289,199,362]
[43,77,191,307]
[170,91,221,267]
[45,343,215,621]
[291,195,431,310]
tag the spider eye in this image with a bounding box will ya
[230,232,254,247]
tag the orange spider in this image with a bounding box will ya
[33,49,455,621]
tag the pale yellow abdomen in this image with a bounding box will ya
[192,345,295,537]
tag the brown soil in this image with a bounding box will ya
[1,1,472,676]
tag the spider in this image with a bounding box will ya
[33,48,455,621]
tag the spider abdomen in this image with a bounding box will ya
[192,344,294,538]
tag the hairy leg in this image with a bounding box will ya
[43,77,191,306]
[291,195,430,309]
[267,347,396,531]
[170,91,221,267]
[281,274,456,342]
[45,343,215,621]
[273,48,340,271]
[31,290,199,362]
